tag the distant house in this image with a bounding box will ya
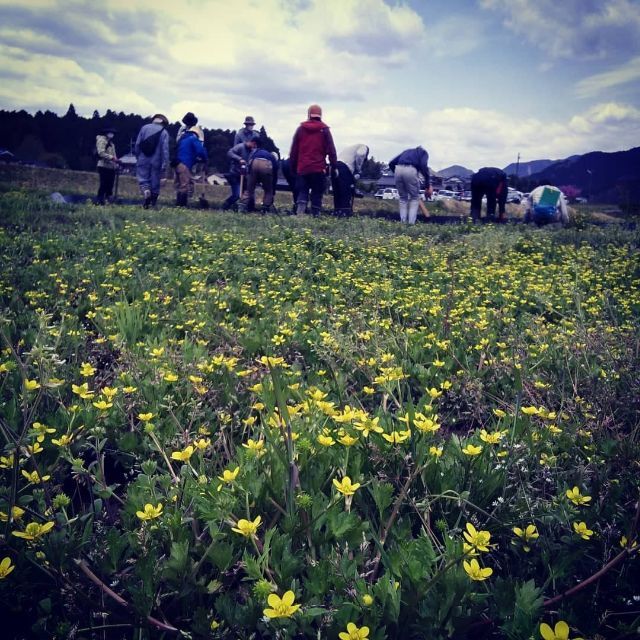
[118,153,137,175]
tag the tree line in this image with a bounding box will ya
[0,104,384,179]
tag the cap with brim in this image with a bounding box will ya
[182,112,198,127]
[244,116,255,125]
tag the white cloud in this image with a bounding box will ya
[575,56,640,97]
[480,0,640,60]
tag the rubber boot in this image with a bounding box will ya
[296,201,307,215]
[399,201,408,223]
[150,193,159,207]
[408,200,419,225]
[310,206,321,218]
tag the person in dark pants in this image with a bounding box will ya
[95,126,119,205]
[223,138,257,210]
[289,104,337,216]
[174,126,208,207]
[241,144,279,213]
[332,143,369,216]
[470,167,508,222]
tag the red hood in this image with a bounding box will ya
[299,119,328,131]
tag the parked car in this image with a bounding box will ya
[432,189,456,201]
[507,188,522,204]
[374,188,399,200]
[459,190,472,202]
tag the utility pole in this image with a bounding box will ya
[515,152,520,178]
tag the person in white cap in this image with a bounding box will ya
[289,104,337,216]
[234,116,259,145]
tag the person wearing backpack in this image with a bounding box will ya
[95,125,119,205]
[135,113,170,208]
[470,167,508,223]
[174,126,208,207]
[524,185,569,225]
[389,146,431,224]
[289,104,337,216]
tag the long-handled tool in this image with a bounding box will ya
[112,166,120,204]
[198,164,209,209]
[419,199,430,219]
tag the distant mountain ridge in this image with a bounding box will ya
[503,158,555,176]
[437,165,473,178]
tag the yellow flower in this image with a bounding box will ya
[338,433,358,447]
[258,355,285,368]
[317,433,336,447]
[0,557,15,578]
[382,430,410,444]
[339,622,370,640]
[479,429,503,444]
[171,445,194,462]
[101,386,118,399]
[620,535,638,549]
[80,362,96,377]
[362,386,375,395]
[51,434,73,447]
[433,358,445,367]
[573,521,594,540]
[231,515,262,538]
[24,379,41,392]
[539,620,575,640]
[217,466,240,490]
[361,594,374,606]
[0,454,14,469]
[21,470,50,484]
[138,412,154,422]
[194,438,211,450]
[521,406,539,416]
[92,399,113,410]
[12,521,55,541]
[566,486,592,506]
[426,387,442,399]
[163,372,178,382]
[32,422,55,442]
[333,476,361,496]
[242,438,265,455]
[463,523,491,552]
[72,382,94,399]
[463,558,493,581]
[263,590,301,618]
[512,524,539,552]
[429,446,443,458]
[462,444,482,456]
[135,502,163,520]
[493,408,507,418]
[150,347,164,358]
[123,385,137,393]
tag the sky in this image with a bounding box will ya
[1,0,639,170]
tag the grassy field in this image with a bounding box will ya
[0,176,639,639]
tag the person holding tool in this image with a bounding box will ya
[388,146,432,224]
[223,138,257,211]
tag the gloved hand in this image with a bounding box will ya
[354,173,360,180]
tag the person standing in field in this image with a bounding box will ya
[135,114,170,209]
[95,125,119,205]
[240,143,279,213]
[289,104,337,216]
[223,138,257,210]
[470,167,508,222]
[388,146,431,224]
[176,112,199,144]
[234,116,259,145]
[174,126,208,207]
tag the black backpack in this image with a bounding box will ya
[139,127,164,157]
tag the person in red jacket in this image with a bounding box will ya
[289,104,337,216]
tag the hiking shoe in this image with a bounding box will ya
[142,189,151,209]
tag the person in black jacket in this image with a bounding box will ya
[470,167,508,222]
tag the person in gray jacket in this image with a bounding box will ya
[135,113,170,208]
[223,138,257,210]
[234,116,259,145]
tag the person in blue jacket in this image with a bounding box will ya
[174,126,208,207]
[389,146,431,224]
[240,143,279,213]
